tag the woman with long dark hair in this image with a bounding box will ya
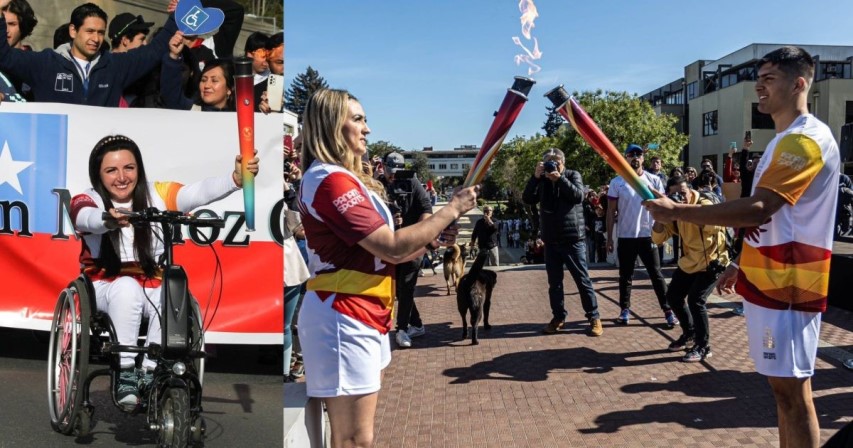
[70,135,258,409]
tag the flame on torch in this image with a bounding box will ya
[512,0,542,76]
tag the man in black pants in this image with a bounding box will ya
[653,174,729,362]
[470,205,499,266]
[380,152,432,348]
[606,144,677,328]
[523,148,603,336]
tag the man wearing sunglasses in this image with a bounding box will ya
[606,144,677,328]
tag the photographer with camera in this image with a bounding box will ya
[653,174,729,362]
[378,152,433,348]
[523,148,602,336]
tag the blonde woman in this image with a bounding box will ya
[297,89,478,447]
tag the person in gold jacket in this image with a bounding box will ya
[652,172,729,362]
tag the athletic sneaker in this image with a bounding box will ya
[407,325,426,338]
[683,345,713,362]
[665,310,679,329]
[616,308,630,325]
[668,334,694,352]
[116,368,139,409]
[395,330,412,348]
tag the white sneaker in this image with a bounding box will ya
[395,330,412,348]
[407,325,426,338]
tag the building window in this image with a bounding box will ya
[702,110,718,136]
[846,101,853,124]
[428,164,435,170]
[665,89,683,105]
[720,72,738,88]
[450,163,458,170]
[751,104,774,129]
[462,163,470,170]
[438,163,447,170]
[687,81,697,100]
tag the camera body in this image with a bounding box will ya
[544,160,558,173]
[706,259,726,275]
[667,191,685,203]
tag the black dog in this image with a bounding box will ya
[457,253,497,345]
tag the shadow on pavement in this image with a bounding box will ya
[441,347,672,384]
[580,368,850,434]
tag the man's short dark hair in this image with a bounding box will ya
[69,3,107,30]
[759,46,815,83]
[53,22,72,49]
[649,156,661,162]
[2,0,37,39]
[264,31,283,51]
[244,31,268,53]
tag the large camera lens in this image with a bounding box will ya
[544,161,557,173]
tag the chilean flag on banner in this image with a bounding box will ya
[0,103,283,344]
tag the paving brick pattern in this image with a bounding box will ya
[374,260,853,447]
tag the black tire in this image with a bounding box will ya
[158,387,190,448]
[47,279,91,435]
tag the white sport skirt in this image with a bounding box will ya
[297,292,392,397]
[743,300,821,378]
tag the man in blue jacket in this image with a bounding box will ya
[0,2,178,106]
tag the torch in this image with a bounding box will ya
[233,57,256,231]
[463,76,536,188]
[544,85,656,200]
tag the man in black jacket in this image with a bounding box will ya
[380,152,433,348]
[523,148,602,336]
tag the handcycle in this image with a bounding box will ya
[47,208,225,447]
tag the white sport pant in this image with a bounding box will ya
[93,277,162,370]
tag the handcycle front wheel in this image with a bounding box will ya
[47,278,91,435]
[157,387,190,448]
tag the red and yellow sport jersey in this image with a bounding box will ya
[298,162,396,334]
[737,114,840,312]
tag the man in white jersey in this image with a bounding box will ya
[606,144,677,328]
[645,46,839,447]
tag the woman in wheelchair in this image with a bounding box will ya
[68,135,259,410]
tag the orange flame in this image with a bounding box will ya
[513,0,542,76]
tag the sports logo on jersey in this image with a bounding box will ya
[332,188,365,215]
[54,73,73,92]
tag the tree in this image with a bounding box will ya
[366,140,402,161]
[409,151,433,183]
[542,105,563,137]
[490,90,687,201]
[285,66,328,121]
[557,90,687,189]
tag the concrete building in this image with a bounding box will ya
[642,44,853,172]
[401,145,479,178]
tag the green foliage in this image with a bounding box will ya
[409,151,433,183]
[285,66,329,121]
[366,140,402,161]
[489,90,687,197]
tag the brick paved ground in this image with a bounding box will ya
[370,206,853,447]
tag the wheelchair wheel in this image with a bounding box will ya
[47,278,91,435]
[157,387,190,448]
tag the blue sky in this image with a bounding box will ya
[285,0,853,150]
